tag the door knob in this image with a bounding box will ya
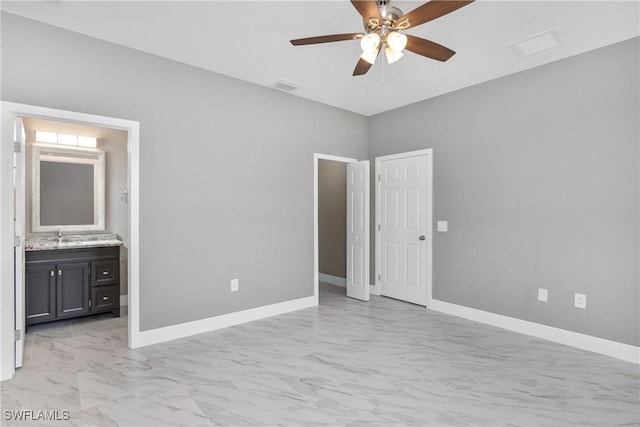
[419,235,426,241]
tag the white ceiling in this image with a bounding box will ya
[2,1,638,116]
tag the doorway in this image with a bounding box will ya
[318,159,348,288]
[22,117,129,337]
[0,102,140,381]
[313,153,370,304]
[375,149,433,307]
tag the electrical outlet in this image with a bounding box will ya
[537,288,548,302]
[574,293,586,309]
[230,278,239,292]
[437,221,448,232]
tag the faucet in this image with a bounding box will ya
[58,230,63,243]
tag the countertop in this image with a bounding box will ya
[25,233,123,251]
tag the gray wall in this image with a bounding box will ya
[101,127,130,297]
[102,130,129,246]
[1,12,369,331]
[318,159,347,278]
[369,37,639,346]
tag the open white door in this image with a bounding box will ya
[13,117,25,368]
[346,160,370,301]
[377,152,430,306]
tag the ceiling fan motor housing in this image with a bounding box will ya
[363,3,403,33]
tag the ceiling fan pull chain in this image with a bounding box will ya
[381,56,385,85]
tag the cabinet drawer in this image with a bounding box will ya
[91,285,118,313]
[91,260,119,286]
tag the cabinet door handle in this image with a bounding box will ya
[102,296,109,300]
[58,270,62,276]
[50,271,54,277]
[102,271,109,275]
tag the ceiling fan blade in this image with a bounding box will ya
[353,47,380,76]
[353,58,373,76]
[396,0,474,30]
[290,33,365,46]
[350,0,383,24]
[405,34,455,62]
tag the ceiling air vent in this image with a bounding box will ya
[509,29,562,58]
[271,80,301,92]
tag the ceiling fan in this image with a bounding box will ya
[290,0,474,76]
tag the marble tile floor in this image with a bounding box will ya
[1,283,638,427]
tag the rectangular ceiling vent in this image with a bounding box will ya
[509,29,562,58]
[271,80,301,92]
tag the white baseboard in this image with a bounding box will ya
[120,295,128,306]
[430,299,640,364]
[319,273,346,287]
[137,296,316,347]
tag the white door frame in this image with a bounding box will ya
[0,102,141,381]
[313,153,357,304]
[13,117,26,368]
[374,149,433,307]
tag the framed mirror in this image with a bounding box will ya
[32,143,106,232]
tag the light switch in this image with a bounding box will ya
[538,288,548,302]
[437,221,448,232]
[574,293,586,309]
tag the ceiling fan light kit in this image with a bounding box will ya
[385,46,403,64]
[386,31,407,53]
[360,32,381,53]
[290,0,475,76]
[361,48,380,65]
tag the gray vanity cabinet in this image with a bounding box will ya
[26,246,120,326]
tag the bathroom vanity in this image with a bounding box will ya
[25,234,122,326]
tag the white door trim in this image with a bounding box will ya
[313,153,357,304]
[0,102,141,381]
[13,117,26,368]
[374,149,433,307]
